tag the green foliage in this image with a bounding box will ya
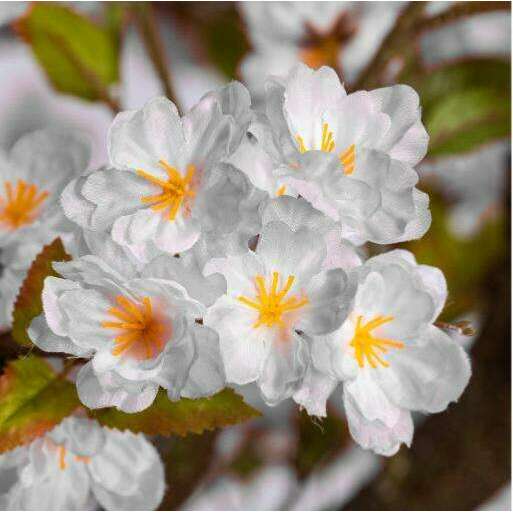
[89,388,260,437]
[16,2,120,101]
[413,59,510,157]
[12,238,71,347]
[0,356,80,453]
[294,408,351,478]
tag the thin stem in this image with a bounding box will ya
[132,2,179,110]
[353,2,427,91]
[415,1,510,32]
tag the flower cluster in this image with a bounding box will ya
[0,416,164,510]
[2,63,471,469]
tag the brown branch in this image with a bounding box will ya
[132,2,179,110]
[415,1,510,32]
[352,2,426,91]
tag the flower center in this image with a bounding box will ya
[137,160,196,221]
[102,295,168,360]
[0,180,49,230]
[45,440,91,470]
[295,123,355,174]
[238,271,308,328]
[350,315,404,369]
[300,37,340,70]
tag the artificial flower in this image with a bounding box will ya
[29,251,225,412]
[261,63,431,244]
[67,83,258,259]
[0,128,90,329]
[204,219,355,405]
[294,249,471,456]
[0,416,165,510]
[239,2,404,98]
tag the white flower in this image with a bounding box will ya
[66,84,258,259]
[0,129,90,329]
[261,63,431,244]
[239,2,404,98]
[204,220,355,405]
[28,251,225,412]
[294,250,471,456]
[0,416,165,510]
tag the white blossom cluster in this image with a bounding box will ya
[0,63,471,509]
[0,416,164,510]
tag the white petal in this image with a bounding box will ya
[257,331,308,405]
[9,127,90,193]
[370,84,428,166]
[41,276,81,337]
[142,252,226,307]
[293,362,337,417]
[108,96,185,174]
[90,430,165,510]
[257,221,326,283]
[77,362,159,413]
[344,387,413,457]
[29,314,92,357]
[81,167,154,230]
[298,268,355,336]
[204,296,271,385]
[182,324,225,398]
[417,264,448,320]
[376,325,471,413]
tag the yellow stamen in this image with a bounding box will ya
[137,160,196,221]
[0,180,49,230]
[238,272,308,328]
[295,122,335,153]
[295,124,356,174]
[102,296,167,360]
[349,315,404,368]
[58,446,67,470]
[339,144,355,175]
[276,185,286,196]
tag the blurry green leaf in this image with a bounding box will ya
[0,356,80,453]
[203,11,248,79]
[16,2,119,101]
[294,407,351,479]
[12,238,71,347]
[414,59,510,157]
[90,388,260,436]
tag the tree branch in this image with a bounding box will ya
[132,2,179,109]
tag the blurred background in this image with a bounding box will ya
[0,1,510,509]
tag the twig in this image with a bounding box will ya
[415,1,510,33]
[132,2,179,109]
[353,2,426,91]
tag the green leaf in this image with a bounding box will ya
[0,356,80,453]
[89,388,260,437]
[16,2,119,101]
[414,59,510,157]
[12,238,71,347]
[294,407,351,478]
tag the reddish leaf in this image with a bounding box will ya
[12,238,71,347]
